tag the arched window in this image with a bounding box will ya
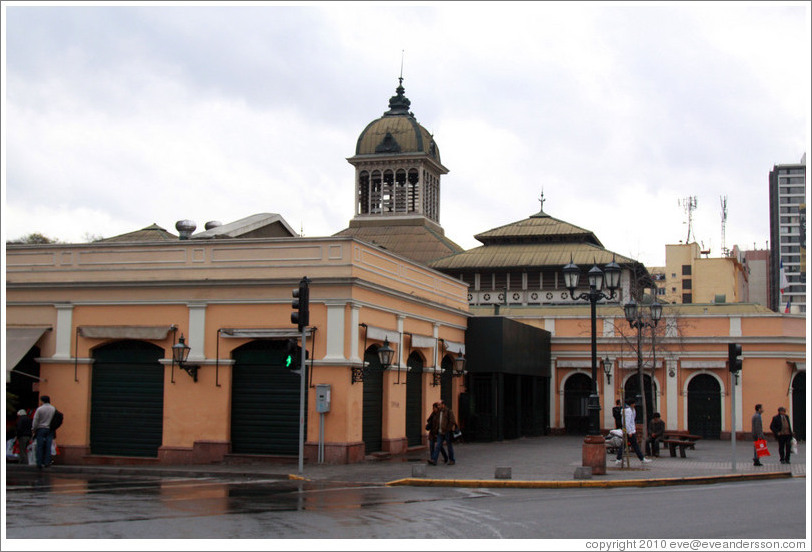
[358,171,370,214]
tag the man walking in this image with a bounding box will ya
[614,397,652,465]
[769,406,794,464]
[428,399,457,466]
[31,395,56,470]
[752,403,765,466]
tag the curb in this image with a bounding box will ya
[386,471,795,489]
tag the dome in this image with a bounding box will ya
[354,79,441,163]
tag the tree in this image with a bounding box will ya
[6,232,61,245]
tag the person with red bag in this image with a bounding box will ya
[751,403,766,466]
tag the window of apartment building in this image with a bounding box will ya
[671,287,677,293]
[682,279,692,290]
[657,288,666,295]
[781,245,800,253]
[682,293,692,303]
[682,265,691,275]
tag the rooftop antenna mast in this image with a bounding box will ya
[679,195,698,243]
[720,195,728,257]
[399,49,404,83]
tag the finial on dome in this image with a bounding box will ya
[385,56,412,117]
[531,189,549,218]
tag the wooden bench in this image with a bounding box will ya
[663,438,696,458]
[662,432,702,458]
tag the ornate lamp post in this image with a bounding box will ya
[623,299,663,444]
[563,256,621,475]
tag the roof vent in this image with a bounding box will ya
[175,220,197,240]
[204,221,222,231]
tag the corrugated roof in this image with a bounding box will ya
[429,242,635,270]
[473,212,602,246]
[98,224,177,243]
[334,222,464,265]
[191,213,297,239]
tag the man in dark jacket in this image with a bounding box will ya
[15,410,32,465]
[428,400,457,466]
[752,403,765,466]
[769,406,794,464]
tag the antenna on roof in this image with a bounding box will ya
[678,195,697,243]
[720,195,728,257]
[399,49,405,85]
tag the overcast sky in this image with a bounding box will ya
[3,2,810,267]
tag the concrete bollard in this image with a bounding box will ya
[412,464,427,478]
[495,466,512,479]
[574,466,593,479]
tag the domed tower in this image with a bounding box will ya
[335,79,463,264]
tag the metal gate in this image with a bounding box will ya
[231,340,304,455]
[362,346,384,454]
[405,352,424,447]
[687,374,721,439]
[792,371,805,441]
[564,373,591,435]
[90,340,164,457]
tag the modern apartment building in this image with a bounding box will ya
[768,154,807,313]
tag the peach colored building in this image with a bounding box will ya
[6,235,469,465]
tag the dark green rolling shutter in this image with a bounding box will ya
[362,348,383,454]
[90,341,164,457]
[405,353,423,446]
[231,340,304,455]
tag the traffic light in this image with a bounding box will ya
[728,343,742,372]
[291,277,310,332]
[285,338,300,370]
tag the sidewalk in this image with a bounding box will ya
[6,435,805,488]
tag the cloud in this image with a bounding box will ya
[3,3,809,268]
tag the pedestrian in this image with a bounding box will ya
[31,395,56,470]
[612,399,623,429]
[614,397,652,465]
[427,399,457,466]
[752,403,765,466]
[426,402,448,464]
[769,406,794,464]
[15,409,32,465]
[646,412,665,457]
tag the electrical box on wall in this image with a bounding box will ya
[316,384,331,413]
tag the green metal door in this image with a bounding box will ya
[405,353,424,447]
[90,340,164,457]
[231,340,304,455]
[362,347,383,454]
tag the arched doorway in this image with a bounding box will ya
[687,374,721,439]
[792,372,805,441]
[362,345,384,454]
[405,352,424,447]
[90,340,164,457]
[624,373,654,426]
[564,373,591,435]
[231,340,304,455]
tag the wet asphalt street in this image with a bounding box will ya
[4,469,807,540]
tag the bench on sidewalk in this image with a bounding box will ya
[662,431,702,458]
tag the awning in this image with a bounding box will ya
[409,334,436,349]
[78,325,174,340]
[443,340,466,354]
[220,328,312,339]
[6,326,51,383]
[362,325,401,344]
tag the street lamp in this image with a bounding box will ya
[563,255,621,475]
[624,298,663,444]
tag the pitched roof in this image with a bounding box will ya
[429,242,634,271]
[191,213,297,239]
[473,210,602,247]
[333,218,464,265]
[98,224,177,243]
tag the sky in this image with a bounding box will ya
[2,1,810,267]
